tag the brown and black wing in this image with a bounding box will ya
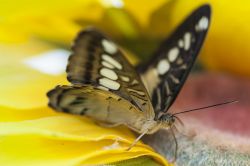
[47,85,148,133]
[49,28,155,119]
[137,5,211,118]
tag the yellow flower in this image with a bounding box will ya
[0,39,170,165]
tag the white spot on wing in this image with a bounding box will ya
[120,76,130,82]
[102,39,117,54]
[168,47,179,62]
[99,77,120,90]
[157,59,170,75]
[184,32,192,50]
[100,68,118,80]
[131,79,139,85]
[196,16,209,31]
[178,40,184,48]
[102,54,122,70]
[101,61,115,69]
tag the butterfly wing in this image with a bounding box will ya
[137,5,211,117]
[47,85,150,133]
[47,28,155,130]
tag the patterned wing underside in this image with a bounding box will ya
[66,28,154,118]
[137,5,211,117]
[47,85,148,132]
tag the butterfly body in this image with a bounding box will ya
[47,5,211,146]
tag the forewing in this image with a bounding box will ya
[66,28,154,118]
[47,85,148,132]
[137,5,211,117]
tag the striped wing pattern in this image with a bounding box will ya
[48,28,155,120]
[47,85,149,132]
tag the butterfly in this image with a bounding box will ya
[47,4,211,156]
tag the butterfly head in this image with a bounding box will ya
[158,113,175,128]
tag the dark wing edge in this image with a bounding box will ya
[137,4,211,117]
[66,27,102,85]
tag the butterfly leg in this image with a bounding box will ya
[173,120,195,138]
[126,129,148,151]
[169,127,177,163]
[173,115,184,127]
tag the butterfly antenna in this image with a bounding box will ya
[126,130,148,151]
[173,100,238,116]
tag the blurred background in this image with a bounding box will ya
[1,0,250,165]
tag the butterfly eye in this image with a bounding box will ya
[159,114,168,121]
[159,113,175,124]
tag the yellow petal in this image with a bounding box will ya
[81,148,168,165]
[0,0,103,43]
[0,135,167,166]
[0,106,57,122]
[123,0,172,27]
[148,0,208,37]
[101,8,139,39]
[0,40,68,109]
[0,107,169,165]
